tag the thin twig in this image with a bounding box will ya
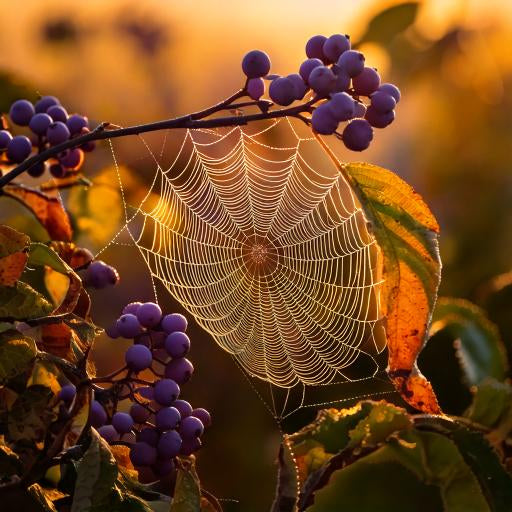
[0,90,316,188]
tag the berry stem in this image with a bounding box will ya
[0,90,316,188]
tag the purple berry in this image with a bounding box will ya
[152,458,175,477]
[327,92,355,121]
[0,130,12,150]
[342,119,373,151]
[354,101,367,118]
[307,66,336,96]
[105,322,120,338]
[161,313,187,333]
[130,442,157,466]
[90,400,107,428]
[179,436,202,456]
[58,384,76,403]
[365,106,395,128]
[138,427,159,446]
[269,77,295,106]
[85,260,118,289]
[286,73,308,100]
[123,302,143,315]
[337,50,365,77]
[125,344,153,372]
[67,114,89,135]
[370,91,396,113]
[154,379,180,406]
[7,136,32,163]
[112,412,134,434]
[117,313,142,338]
[333,69,350,93]
[352,67,381,96]
[35,96,60,114]
[180,416,204,439]
[46,121,70,145]
[165,358,194,384]
[247,78,265,100]
[155,406,181,430]
[27,162,46,178]
[378,83,401,103]
[172,400,193,418]
[191,408,212,428]
[9,99,35,126]
[136,302,162,328]
[130,403,151,424]
[299,58,323,83]
[323,34,350,63]
[311,104,338,135]
[157,430,182,458]
[29,113,53,135]
[46,105,68,123]
[165,332,190,359]
[98,425,119,443]
[59,148,83,169]
[49,163,66,178]
[241,50,271,78]
[305,35,327,61]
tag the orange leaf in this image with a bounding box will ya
[341,162,442,414]
[0,252,28,286]
[3,184,72,241]
[0,225,30,286]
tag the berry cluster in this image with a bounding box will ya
[86,302,209,483]
[241,34,400,151]
[0,96,95,178]
[82,260,120,289]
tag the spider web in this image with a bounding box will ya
[102,117,394,420]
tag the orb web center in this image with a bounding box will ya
[242,237,280,277]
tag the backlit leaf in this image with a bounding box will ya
[68,165,123,247]
[0,225,30,286]
[341,160,442,413]
[0,281,53,320]
[170,458,201,512]
[430,297,507,385]
[4,183,72,241]
[71,429,118,512]
[7,385,57,443]
[356,2,420,46]
[306,430,490,512]
[0,329,37,383]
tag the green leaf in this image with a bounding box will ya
[465,378,512,428]
[356,2,420,46]
[28,242,72,274]
[71,429,118,512]
[450,427,512,512]
[306,430,490,512]
[170,460,201,512]
[430,297,507,385]
[0,329,37,384]
[340,160,442,413]
[0,281,53,320]
[0,225,30,258]
[289,402,373,455]
[347,401,412,448]
[7,385,57,443]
